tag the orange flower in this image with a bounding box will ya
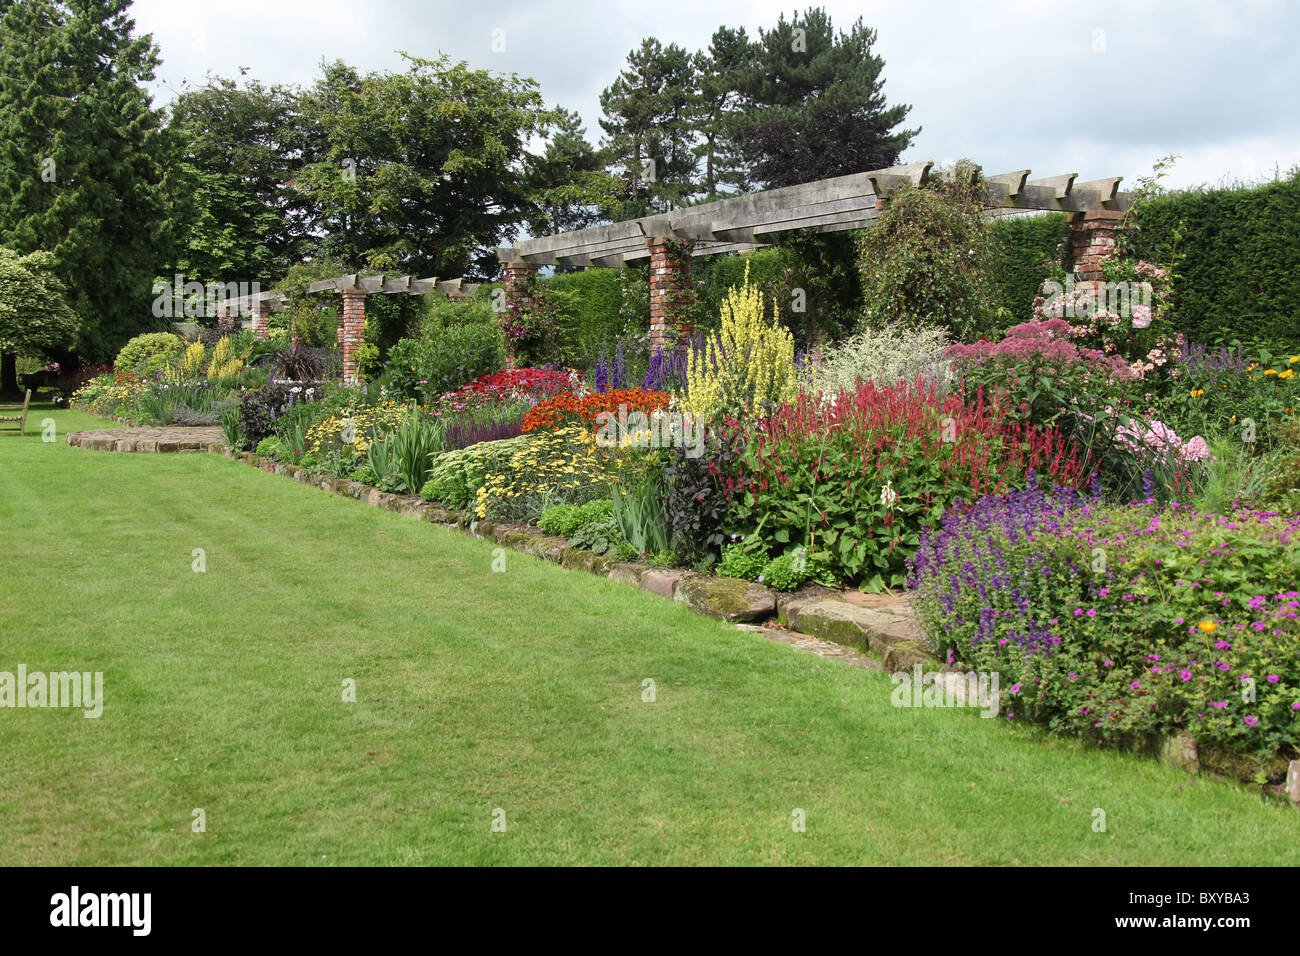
[1198,620,1217,633]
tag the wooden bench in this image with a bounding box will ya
[0,389,32,436]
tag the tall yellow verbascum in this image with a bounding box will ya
[685,261,797,422]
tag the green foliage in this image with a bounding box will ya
[566,512,636,560]
[716,542,767,581]
[758,552,813,591]
[295,54,555,277]
[219,405,243,450]
[0,247,81,391]
[168,74,310,284]
[729,9,917,189]
[382,323,504,402]
[538,499,614,538]
[545,269,628,361]
[387,408,446,494]
[855,167,999,340]
[612,479,671,557]
[524,107,622,235]
[254,436,281,459]
[0,0,179,360]
[1128,167,1300,353]
[990,213,1071,330]
[420,436,532,509]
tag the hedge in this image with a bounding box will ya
[990,213,1071,332]
[1131,169,1300,354]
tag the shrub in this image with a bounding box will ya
[538,499,613,538]
[810,322,950,393]
[114,332,184,376]
[685,262,797,422]
[726,378,1089,589]
[1127,167,1300,354]
[421,436,532,510]
[758,552,812,592]
[855,166,999,341]
[474,426,614,521]
[272,344,324,381]
[908,485,1300,774]
[990,212,1071,328]
[545,268,627,361]
[382,324,504,402]
[235,382,327,448]
[661,426,746,565]
[716,542,767,581]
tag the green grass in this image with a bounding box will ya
[2,404,1298,865]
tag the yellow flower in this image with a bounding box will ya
[1198,620,1217,633]
[1279,369,1294,380]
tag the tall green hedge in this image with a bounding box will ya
[990,213,1070,331]
[1131,170,1300,353]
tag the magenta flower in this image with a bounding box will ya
[1244,716,1259,727]
[1179,669,1192,681]
[1130,680,1141,690]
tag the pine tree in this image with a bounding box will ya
[523,107,622,238]
[599,38,700,217]
[691,27,750,201]
[730,7,918,188]
[0,0,179,360]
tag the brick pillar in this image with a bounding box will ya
[251,300,271,339]
[340,289,367,383]
[647,237,693,353]
[1069,209,1127,294]
[502,260,539,368]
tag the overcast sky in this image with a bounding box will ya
[131,0,1299,191]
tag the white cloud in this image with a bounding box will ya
[130,0,1300,189]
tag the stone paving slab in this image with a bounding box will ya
[66,427,225,453]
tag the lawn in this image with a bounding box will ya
[1,404,1297,865]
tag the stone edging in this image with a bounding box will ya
[215,446,938,672]
[66,428,224,453]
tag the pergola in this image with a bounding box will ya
[495,160,1131,350]
[227,159,1132,381]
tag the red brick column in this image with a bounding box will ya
[251,300,271,339]
[1069,209,1127,294]
[502,261,539,368]
[647,237,693,353]
[340,289,367,383]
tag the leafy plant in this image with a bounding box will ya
[612,477,670,557]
